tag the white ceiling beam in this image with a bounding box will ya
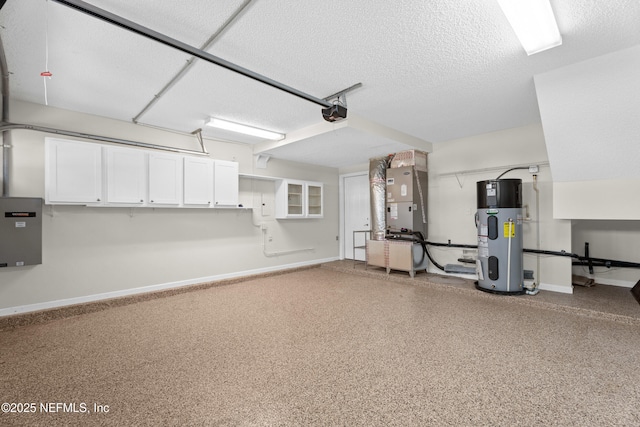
[347,113,433,153]
[253,119,348,154]
[253,114,432,155]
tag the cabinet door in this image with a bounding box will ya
[184,157,213,206]
[286,182,305,216]
[45,139,102,204]
[213,160,239,207]
[275,179,306,218]
[106,147,146,205]
[306,182,323,217]
[148,153,182,205]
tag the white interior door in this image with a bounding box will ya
[344,173,370,261]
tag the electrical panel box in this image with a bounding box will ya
[0,197,43,268]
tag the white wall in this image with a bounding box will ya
[535,44,640,219]
[338,123,574,293]
[572,220,640,288]
[427,123,572,293]
[533,44,640,285]
[0,100,340,314]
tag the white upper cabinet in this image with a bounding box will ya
[148,153,182,206]
[45,139,242,210]
[213,160,239,207]
[105,146,146,205]
[275,179,323,219]
[275,179,305,218]
[306,182,323,217]
[45,138,103,204]
[183,157,214,206]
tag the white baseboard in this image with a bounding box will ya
[538,282,574,294]
[0,257,339,317]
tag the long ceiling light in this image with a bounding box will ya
[205,118,284,141]
[497,0,562,55]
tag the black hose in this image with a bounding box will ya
[413,232,445,271]
[425,240,640,270]
[387,232,446,271]
[496,166,530,180]
[426,241,478,249]
[523,248,580,259]
[426,241,583,258]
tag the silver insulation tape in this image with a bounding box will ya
[369,156,390,240]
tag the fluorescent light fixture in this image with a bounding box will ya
[205,118,284,140]
[497,0,562,55]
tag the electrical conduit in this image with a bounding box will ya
[0,32,10,196]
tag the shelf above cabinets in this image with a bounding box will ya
[44,138,240,209]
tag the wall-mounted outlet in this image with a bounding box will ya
[529,165,539,174]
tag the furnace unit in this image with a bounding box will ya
[366,150,429,277]
[385,165,428,239]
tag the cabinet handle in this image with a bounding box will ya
[140,199,144,202]
[150,200,154,203]
[97,198,101,202]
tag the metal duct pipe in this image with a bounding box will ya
[369,156,390,241]
[0,122,210,156]
[0,32,10,197]
[132,0,253,123]
[52,0,333,109]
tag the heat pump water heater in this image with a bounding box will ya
[476,179,524,294]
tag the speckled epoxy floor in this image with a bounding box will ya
[325,259,640,322]
[1,265,640,426]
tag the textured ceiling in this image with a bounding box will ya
[1,0,639,169]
